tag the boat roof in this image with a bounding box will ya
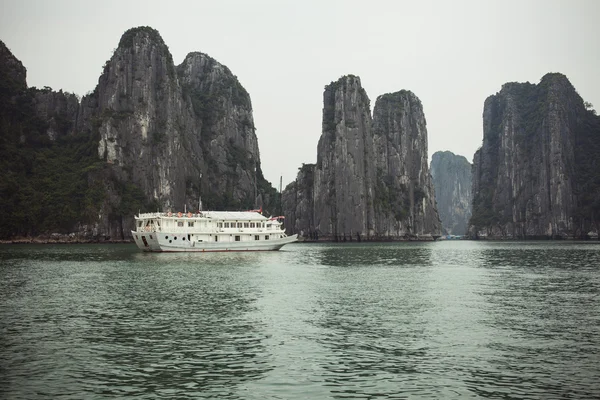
[202,211,267,221]
[136,211,271,221]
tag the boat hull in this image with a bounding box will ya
[132,231,298,252]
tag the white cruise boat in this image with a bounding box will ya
[132,210,298,252]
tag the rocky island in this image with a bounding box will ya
[469,73,600,239]
[282,75,441,241]
[0,27,278,241]
[430,151,472,236]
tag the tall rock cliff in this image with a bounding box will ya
[0,28,276,240]
[430,151,472,235]
[281,163,316,238]
[282,75,441,240]
[372,91,440,237]
[469,73,600,239]
[75,27,211,238]
[177,52,264,210]
[312,75,376,239]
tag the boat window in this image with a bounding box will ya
[214,236,218,242]
[237,223,243,228]
[165,236,168,239]
[156,221,160,227]
[138,221,143,227]
[255,235,259,240]
[265,235,269,240]
[235,235,241,242]
[174,236,177,240]
[188,222,194,227]
[224,222,230,228]
[250,223,255,228]
[149,235,153,239]
[218,222,223,228]
[177,221,184,227]
[244,222,249,228]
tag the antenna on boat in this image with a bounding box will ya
[199,173,203,212]
[279,175,283,217]
[254,163,257,208]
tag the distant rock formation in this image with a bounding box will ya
[430,151,472,235]
[282,75,441,240]
[469,73,600,239]
[0,27,277,240]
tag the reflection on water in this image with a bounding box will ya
[1,246,273,399]
[315,242,434,268]
[1,241,599,399]
[469,243,600,399]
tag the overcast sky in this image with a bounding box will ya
[1,0,599,187]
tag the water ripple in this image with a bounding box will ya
[1,242,599,398]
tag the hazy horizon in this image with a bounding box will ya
[1,0,599,188]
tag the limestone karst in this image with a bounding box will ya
[469,73,600,239]
[283,75,441,240]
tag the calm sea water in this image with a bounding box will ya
[1,241,599,399]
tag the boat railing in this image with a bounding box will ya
[136,212,207,219]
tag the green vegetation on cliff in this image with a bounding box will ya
[373,168,410,222]
[0,86,99,237]
[469,187,499,229]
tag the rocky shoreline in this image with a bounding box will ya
[0,236,133,244]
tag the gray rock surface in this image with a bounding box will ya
[469,73,600,239]
[281,163,316,238]
[283,76,441,240]
[430,151,472,235]
[177,52,264,210]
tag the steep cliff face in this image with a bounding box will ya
[177,52,266,210]
[430,151,472,235]
[283,75,441,240]
[372,91,440,237]
[312,75,375,239]
[470,73,600,239]
[0,28,276,240]
[73,27,206,238]
[281,163,316,237]
[81,27,200,212]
